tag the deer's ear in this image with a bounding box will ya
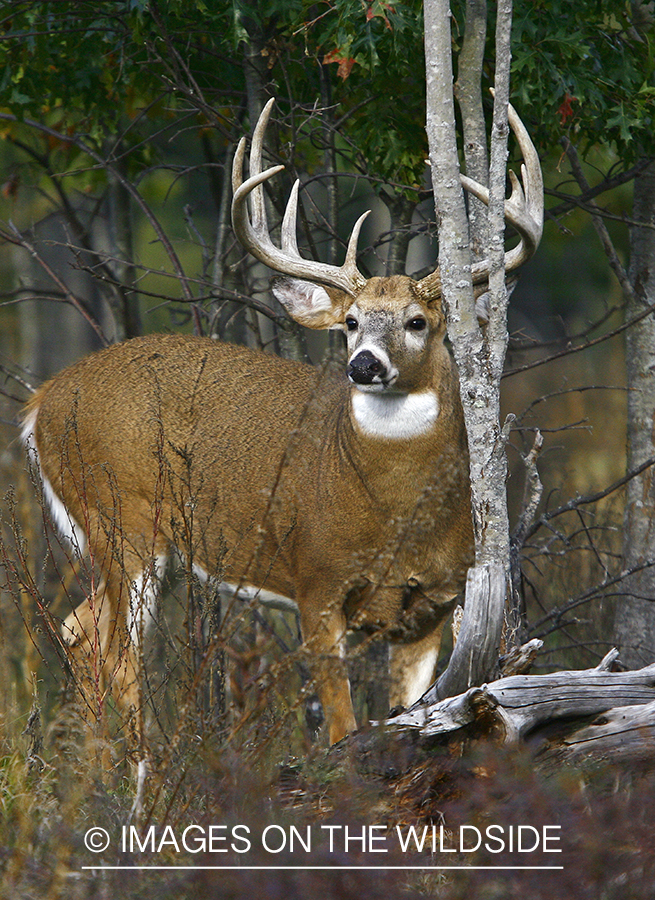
[271,277,350,330]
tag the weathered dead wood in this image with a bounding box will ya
[385,651,655,750]
[427,563,506,701]
[542,699,655,766]
[499,637,543,676]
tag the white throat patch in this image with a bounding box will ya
[351,391,439,439]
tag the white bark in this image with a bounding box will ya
[455,0,489,257]
[617,161,655,667]
[424,0,515,693]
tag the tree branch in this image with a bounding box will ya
[562,136,637,304]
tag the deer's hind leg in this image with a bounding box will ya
[61,549,167,745]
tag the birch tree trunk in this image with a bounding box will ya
[616,161,655,668]
[455,0,489,258]
[424,0,514,696]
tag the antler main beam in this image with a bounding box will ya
[231,99,369,297]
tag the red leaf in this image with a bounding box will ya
[366,1,395,27]
[323,49,356,80]
[557,92,577,125]
[1,173,19,199]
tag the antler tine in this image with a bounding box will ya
[280,179,370,289]
[249,98,275,235]
[231,137,286,264]
[231,100,368,297]
[281,179,302,257]
[470,96,543,278]
[462,166,540,280]
[344,211,371,277]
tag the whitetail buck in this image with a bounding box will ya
[22,99,542,745]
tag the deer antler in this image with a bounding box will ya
[231,99,369,297]
[418,97,544,300]
[232,98,543,304]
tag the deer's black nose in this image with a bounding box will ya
[348,350,387,385]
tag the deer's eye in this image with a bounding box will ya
[345,316,358,332]
[407,317,427,332]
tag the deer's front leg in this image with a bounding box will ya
[298,600,357,744]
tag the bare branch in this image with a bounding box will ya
[525,454,655,543]
[0,111,195,302]
[562,136,637,304]
[504,297,655,377]
[0,224,109,346]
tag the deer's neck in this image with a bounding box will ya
[338,384,467,521]
[349,390,440,441]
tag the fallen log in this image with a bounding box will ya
[383,650,655,760]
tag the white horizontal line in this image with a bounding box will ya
[81,865,564,871]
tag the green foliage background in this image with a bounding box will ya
[2,1,652,191]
